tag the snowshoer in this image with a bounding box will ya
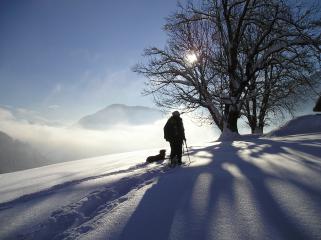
[164,111,186,165]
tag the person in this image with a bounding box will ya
[164,111,186,165]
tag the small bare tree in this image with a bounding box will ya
[243,51,321,134]
[239,1,321,133]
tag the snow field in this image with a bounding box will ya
[0,115,321,240]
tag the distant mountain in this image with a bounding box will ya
[0,131,47,173]
[77,104,164,129]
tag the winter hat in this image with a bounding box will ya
[172,111,180,116]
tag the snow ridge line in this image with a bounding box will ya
[0,161,168,211]
[17,170,159,240]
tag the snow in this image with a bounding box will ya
[1,115,321,240]
[218,126,241,141]
[267,114,321,137]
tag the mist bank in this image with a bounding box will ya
[0,131,48,173]
[0,112,218,173]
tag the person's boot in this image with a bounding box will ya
[170,156,177,166]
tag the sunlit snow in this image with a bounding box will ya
[0,115,320,240]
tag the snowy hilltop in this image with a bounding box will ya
[77,104,164,129]
[0,114,321,240]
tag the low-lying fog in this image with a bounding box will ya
[0,107,219,172]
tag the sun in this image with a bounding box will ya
[185,52,198,64]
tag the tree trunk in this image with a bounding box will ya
[218,105,240,141]
[313,95,321,112]
[219,118,240,141]
[249,115,258,134]
[208,105,224,132]
[225,102,239,133]
[227,109,239,133]
[250,126,255,134]
[250,122,263,134]
[253,126,263,135]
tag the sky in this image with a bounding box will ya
[0,0,181,122]
[0,0,318,126]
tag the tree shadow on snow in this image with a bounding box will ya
[118,137,321,240]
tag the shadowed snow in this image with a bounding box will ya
[0,116,321,240]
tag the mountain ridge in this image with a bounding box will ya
[0,131,47,173]
[77,104,164,129]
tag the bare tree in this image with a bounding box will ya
[243,51,321,134]
[135,0,321,138]
[240,1,321,133]
[135,12,227,131]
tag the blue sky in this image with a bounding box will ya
[0,0,318,124]
[0,0,180,122]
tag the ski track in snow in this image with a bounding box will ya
[0,162,155,211]
[1,161,176,240]
[18,175,151,240]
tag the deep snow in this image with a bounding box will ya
[0,115,321,240]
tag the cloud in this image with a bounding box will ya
[0,107,62,126]
[48,105,60,110]
[52,83,63,94]
[77,67,148,106]
[42,83,64,107]
[16,108,38,116]
[0,107,15,120]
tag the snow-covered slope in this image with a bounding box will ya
[267,114,321,136]
[0,116,321,240]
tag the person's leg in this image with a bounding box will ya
[169,141,176,164]
[171,140,182,164]
[176,140,183,164]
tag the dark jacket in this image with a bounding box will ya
[164,116,185,142]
